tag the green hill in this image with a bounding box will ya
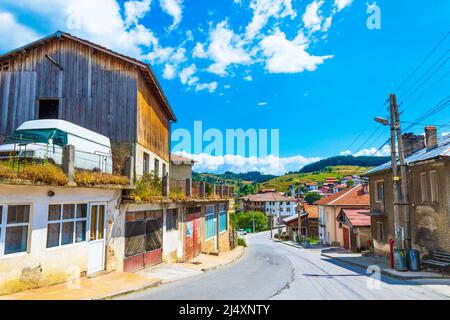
[261,165,370,192]
[295,155,389,174]
[192,171,276,185]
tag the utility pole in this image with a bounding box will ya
[389,94,403,250]
[392,94,411,250]
[252,210,255,233]
[270,213,273,239]
[297,204,303,243]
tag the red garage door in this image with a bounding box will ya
[185,207,202,261]
[124,210,163,273]
[343,227,350,250]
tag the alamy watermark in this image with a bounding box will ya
[171,121,280,160]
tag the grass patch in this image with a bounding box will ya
[238,237,247,247]
[131,171,163,201]
[0,162,68,186]
[74,171,129,186]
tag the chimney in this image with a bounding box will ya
[425,126,438,150]
[361,183,369,194]
[402,132,425,157]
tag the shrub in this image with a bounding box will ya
[0,163,18,180]
[131,171,163,201]
[22,163,68,186]
[237,211,268,232]
[74,171,129,186]
[169,189,187,201]
[237,237,247,247]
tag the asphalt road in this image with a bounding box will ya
[117,231,449,300]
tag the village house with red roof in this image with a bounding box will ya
[315,184,370,247]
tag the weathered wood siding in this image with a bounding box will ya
[0,38,138,144]
[137,73,170,162]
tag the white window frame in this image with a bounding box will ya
[420,172,428,203]
[46,203,88,250]
[0,204,32,258]
[430,170,438,203]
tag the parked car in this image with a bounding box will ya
[0,119,113,173]
[237,229,247,236]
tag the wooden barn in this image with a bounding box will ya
[0,31,176,177]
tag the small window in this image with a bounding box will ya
[143,153,150,174]
[38,99,59,119]
[430,171,438,203]
[377,222,384,242]
[375,181,384,202]
[47,204,88,248]
[205,205,216,239]
[154,158,160,177]
[420,173,428,203]
[166,209,178,231]
[1,205,31,255]
[219,203,227,232]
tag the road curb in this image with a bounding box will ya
[320,253,450,281]
[97,279,163,300]
[201,246,246,273]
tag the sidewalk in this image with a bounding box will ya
[138,245,245,284]
[321,248,450,280]
[272,238,450,280]
[0,271,161,300]
[0,246,245,300]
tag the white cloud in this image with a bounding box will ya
[174,151,321,175]
[303,0,324,33]
[179,64,197,84]
[124,0,152,26]
[257,102,268,106]
[340,145,391,157]
[0,12,40,51]
[244,75,253,81]
[195,82,218,93]
[245,0,296,40]
[259,29,333,73]
[159,0,183,30]
[163,63,176,79]
[334,0,353,12]
[442,132,449,137]
[192,42,208,58]
[204,21,251,76]
[1,0,155,57]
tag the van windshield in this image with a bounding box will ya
[6,129,68,147]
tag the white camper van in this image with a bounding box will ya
[0,120,113,173]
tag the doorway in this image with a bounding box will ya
[88,203,106,275]
[38,99,59,119]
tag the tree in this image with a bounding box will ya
[305,191,321,204]
[237,211,268,232]
[346,180,355,188]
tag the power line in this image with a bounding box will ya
[399,51,450,104]
[374,96,450,153]
[395,31,449,94]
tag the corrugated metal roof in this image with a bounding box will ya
[364,134,450,175]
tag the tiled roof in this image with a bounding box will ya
[364,134,450,175]
[340,209,371,227]
[171,153,197,164]
[241,192,296,202]
[303,204,319,219]
[314,185,369,206]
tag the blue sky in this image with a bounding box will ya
[0,0,449,174]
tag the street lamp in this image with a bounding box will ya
[374,117,389,126]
